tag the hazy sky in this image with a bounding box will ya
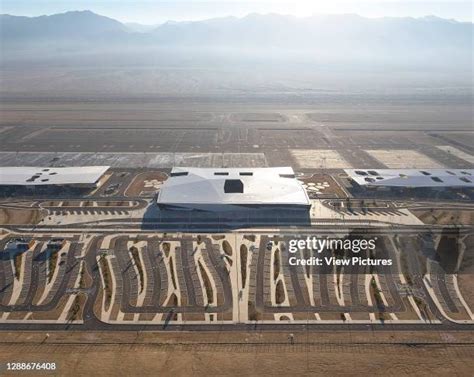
[1,0,472,24]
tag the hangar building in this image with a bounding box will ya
[157,167,311,211]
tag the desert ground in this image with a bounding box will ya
[0,331,473,376]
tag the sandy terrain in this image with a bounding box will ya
[457,236,474,309]
[457,273,474,310]
[125,171,168,197]
[412,209,474,225]
[0,331,472,376]
[299,174,348,198]
[0,208,45,225]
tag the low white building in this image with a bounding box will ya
[0,166,109,188]
[157,167,311,211]
[344,169,474,188]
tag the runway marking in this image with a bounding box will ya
[365,149,444,169]
[436,146,474,164]
[0,152,268,168]
[290,149,350,169]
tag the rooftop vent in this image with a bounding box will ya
[240,172,253,176]
[224,179,244,193]
[170,172,188,177]
[26,175,40,182]
[214,172,229,176]
[431,177,443,183]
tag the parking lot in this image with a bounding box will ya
[1,231,472,327]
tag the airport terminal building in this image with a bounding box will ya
[0,166,109,196]
[157,167,311,211]
[345,169,474,188]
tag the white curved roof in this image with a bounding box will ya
[157,167,310,206]
[345,169,474,188]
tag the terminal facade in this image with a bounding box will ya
[157,167,311,211]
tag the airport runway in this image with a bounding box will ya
[1,100,473,169]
